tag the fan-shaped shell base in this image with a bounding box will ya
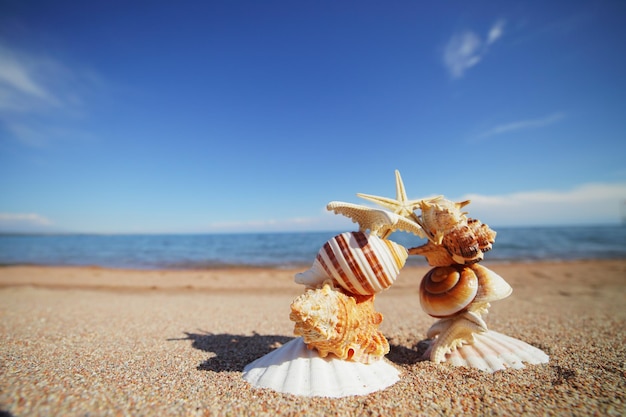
[243,337,401,397]
[423,330,549,373]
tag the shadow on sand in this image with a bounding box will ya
[172,332,295,372]
[387,339,430,365]
[173,331,428,372]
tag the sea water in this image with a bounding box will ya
[0,225,624,270]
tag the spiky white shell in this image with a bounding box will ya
[419,264,512,318]
[417,198,467,244]
[423,330,549,373]
[295,232,408,296]
[243,337,400,397]
[290,283,389,364]
[415,198,496,265]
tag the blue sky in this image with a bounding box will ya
[1,0,625,233]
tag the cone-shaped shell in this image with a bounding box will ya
[420,264,512,318]
[243,337,400,397]
[295,232,408,296]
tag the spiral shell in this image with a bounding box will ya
[419,264,512,318]
[289,283,389,364]
[295,232,408,296]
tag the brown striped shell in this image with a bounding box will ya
[419,264,512,318]
[289,282,389,364]
[295,232,408,296]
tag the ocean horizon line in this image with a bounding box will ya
[1,222,624,237]
[1,224,624,271]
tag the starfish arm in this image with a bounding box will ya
[394,169,408,202]
[357,193,404,211]
[388,214,426,238]
[357,192,424,217]
[327,201,425,238]
[326,202,393,235]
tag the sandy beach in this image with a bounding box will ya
[1,260,625,416]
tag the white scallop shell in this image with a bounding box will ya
[243,337,401,397]
[424,330,549,373]
[295,232,408,295]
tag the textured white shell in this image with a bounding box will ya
[243,337,400,397]
[427,330,549,373]
[295,232,408,295]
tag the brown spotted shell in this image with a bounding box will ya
[413,197,497,265]
[467,218,497,254]
[408,218,496,267]
[289,282,389,364]
[419,264,512,318]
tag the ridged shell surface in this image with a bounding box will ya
[420,264,512,318]
[290,283,389,364]
[425,330,549,373]
[295,232,408,295]
[243,337,400,397]
[414,198,497,265]
[418,198,468,239]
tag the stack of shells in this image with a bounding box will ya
[289,196,513,366]
[408,198,513,363]
[244,171,548,397]
[291,230,410,364]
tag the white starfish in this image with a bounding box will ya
[357,170,440,225]
[327,201,425,238]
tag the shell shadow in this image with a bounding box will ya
[171,331,294,372]
[387,339,430,365]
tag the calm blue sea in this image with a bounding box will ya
[0,225,625,270]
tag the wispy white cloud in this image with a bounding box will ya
[487,19,506,44]
[206,215,339,233]
[477,112,565,139]
[0,212,52,230]
[457,182,626,226]
[0,44,63,112]
[443,31,482,78]
[203,183,626,232]
[3,121,96,148]
[443,19,506,79]
[0,41,101,147]
[0,48,57,106]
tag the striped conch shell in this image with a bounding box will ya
[419,264,512,318]
[295,232,408,295]
[415,199,497,265]
[289,282,389,364]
